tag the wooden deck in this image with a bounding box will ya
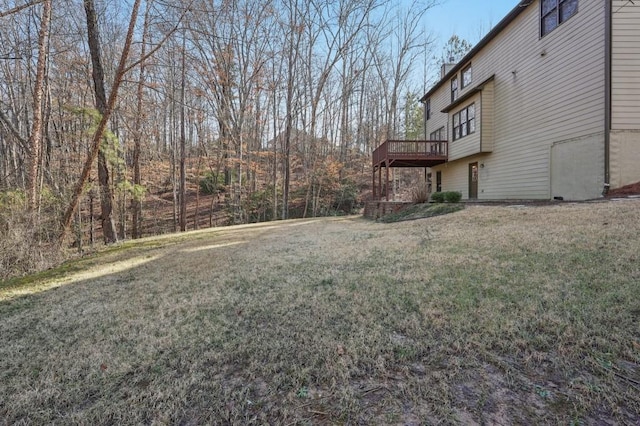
[373,140,448,168]
[372,140,448,200]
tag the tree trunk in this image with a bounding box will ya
[131,0,151,239]
[282,5,302,220]
[179,29,187,232]
[27,0,52,211]
[272,68,278,220]
[59,0,141,245]
[84,0,118,244]
[193,125,202,230]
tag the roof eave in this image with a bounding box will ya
[420,0,534,103]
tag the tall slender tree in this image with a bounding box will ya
[27,0,51,212]
[59,0,142,245]
[131,0,153,239]
[179,27,187,232]
[84,0,119,243]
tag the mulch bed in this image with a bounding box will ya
[607,181,640,198]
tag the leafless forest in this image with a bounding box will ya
[0,0,443,278]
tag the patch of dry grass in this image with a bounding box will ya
[1,201,640,424]
[378,202,464,223]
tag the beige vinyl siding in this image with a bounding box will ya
[551,133,605,200]
[449,95,481,161]
[611,1,640,129]
[610,131,640,188]
[480,80,495,152]
[431,154,487,199]
[426,0,606,200]
[431,163,468,199]
[425,85,450,140]
[442,165,468,199]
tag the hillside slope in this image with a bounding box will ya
[1,200,639,424]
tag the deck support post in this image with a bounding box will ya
[385,165,390,201]
[425,167,428,194]
[372,167,376,200]
[370,140,448,203]
[378,165,382,201]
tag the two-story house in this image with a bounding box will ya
[421,0,640,200]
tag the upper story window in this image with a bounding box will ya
[430,126,446,141]
[541,0,578,37]
[451,76,459,102]
[426,99,431,120]
[452,103,475,141]
[461,64,472,89]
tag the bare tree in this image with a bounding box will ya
[0,0,447,276]
[179,28,187,232]
[59,0,142,245]
[83,0,119,243]
[131,0,153,239]
[280,0,306,220]
[371,0,435,138]
[26,0,51,211]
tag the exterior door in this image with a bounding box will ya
[469,162,478,199]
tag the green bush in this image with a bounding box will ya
[430,192,445,203]
[444,191,462,203]
[0,189,64,280]
[199,172,224,195]
[243,186,279,223]
[430,191,462,203]
[332,179,359,214]
[0,190,26,210]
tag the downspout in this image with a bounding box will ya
[603,0,612,195]
[420,98,428,196]
[420,98,427,140]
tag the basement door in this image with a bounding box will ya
[469,162,478,199]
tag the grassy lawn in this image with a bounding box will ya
[378,202,465,223]
[1,200,639,424]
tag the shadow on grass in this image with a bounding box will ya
[1,206,639,425]
[377,202,465,223]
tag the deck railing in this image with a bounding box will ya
[373,139,448,165]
